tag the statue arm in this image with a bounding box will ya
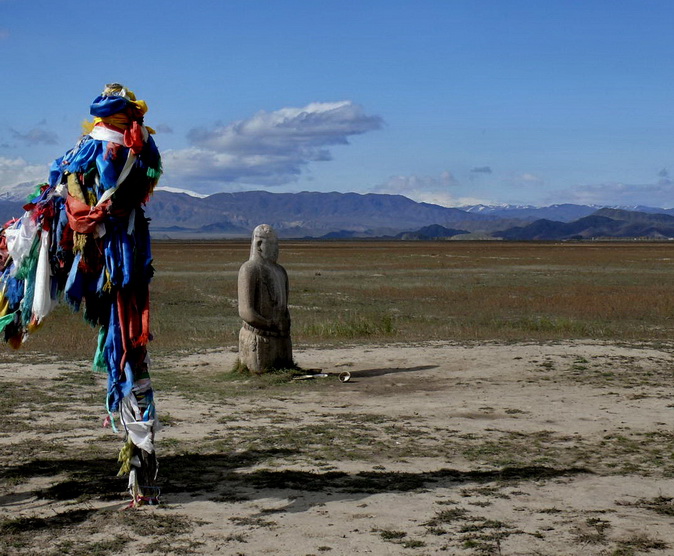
[282,267,291,332]
[238,263,273,329]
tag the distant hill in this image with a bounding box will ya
[495,208,674,240]
[145,190,494,237]
[2,189,674,239]
[395,224,469,240]
[462,203,674,222]
[316,230,381,239]
[593,207,674,224]
[0,200,24,224]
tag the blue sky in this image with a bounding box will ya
[2,0,674,207]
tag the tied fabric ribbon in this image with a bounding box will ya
[66,195,110,234]
[124,121,145,155]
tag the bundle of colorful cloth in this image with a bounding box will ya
[0,83,162,506]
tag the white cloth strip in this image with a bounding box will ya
[89,126,125,144]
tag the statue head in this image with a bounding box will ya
[250,224,279,263]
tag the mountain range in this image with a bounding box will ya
[494,208,674,241]
[0,189,672,240]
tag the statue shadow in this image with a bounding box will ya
[346,365,438,379]
[0,449,591,514]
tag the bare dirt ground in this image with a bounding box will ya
[1,340,674,555]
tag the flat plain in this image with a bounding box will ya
[1,240,674,555]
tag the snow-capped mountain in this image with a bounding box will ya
[154,186,208,199]
[462,203,674,222]
[0,181,37,202]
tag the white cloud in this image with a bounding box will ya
[163,101,382,192]
[162,147,303,188]
[376,171,459,192]
[505,172,545,188]
[0,157,47,198]
[154,185,207,198]
[518,173,543,183]
[153,124,174,134]
[0,157,47,186]
[374,172,492,207]
[11,127,58,145]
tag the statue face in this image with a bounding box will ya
[257,236,279,262]
[250,224,279,262]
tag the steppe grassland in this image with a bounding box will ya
[152,239,674,347]
[11,240,674,360]
[109,238,674,349]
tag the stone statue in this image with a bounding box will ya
[237,224,293,373]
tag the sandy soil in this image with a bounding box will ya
[1,340,674,555]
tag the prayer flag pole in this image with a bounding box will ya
[0,83,162,507]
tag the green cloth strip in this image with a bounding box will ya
[0,311,15,333]
[92,326,107,372]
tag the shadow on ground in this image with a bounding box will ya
[1,448,591,512]
[347,365,438,378]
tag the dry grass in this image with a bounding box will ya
[150,240,674,347]
[3,240,674,361]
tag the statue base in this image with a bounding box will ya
[237,323,293,374]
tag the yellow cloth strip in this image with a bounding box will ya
[0,288,9,317]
